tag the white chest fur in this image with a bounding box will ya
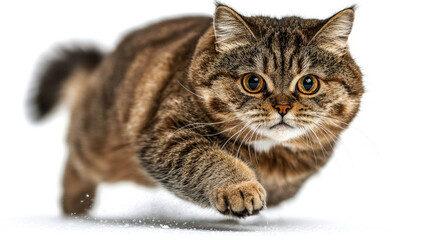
[250,126,303,152]
[250,139,280,152]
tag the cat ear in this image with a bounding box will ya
[213,5,257,52]
[309,7,355,56]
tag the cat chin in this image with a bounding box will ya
[250,126,303,152]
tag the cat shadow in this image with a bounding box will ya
[70,212,327,232]
[65,189,329,232]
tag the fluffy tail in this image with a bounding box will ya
[31,46,104,120]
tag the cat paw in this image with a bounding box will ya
[211,181,266,218]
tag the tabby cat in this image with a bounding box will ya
[32,4,363,218]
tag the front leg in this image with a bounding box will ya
[139,128,266,217]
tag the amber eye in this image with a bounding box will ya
[242,74,265,93]
[297,75,320,95]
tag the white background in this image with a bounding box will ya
[1,0,428,239]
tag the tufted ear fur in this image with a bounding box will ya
[308,7,355,56]
[213,5,257,52]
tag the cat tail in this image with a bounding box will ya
[30,46,104,121]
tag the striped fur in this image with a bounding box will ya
[32,5,363,218]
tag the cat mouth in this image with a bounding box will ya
[269,121,294,129]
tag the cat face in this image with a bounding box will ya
[190,5,363,148]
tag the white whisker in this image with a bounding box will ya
[302,126,318,165]
[177,80,205,99]
[220,122,250,151]
[173,116,244,135]
[202,121,246,137]
[236,124,259,159]
[308,127,327,160]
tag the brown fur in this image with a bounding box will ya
[32,5,363,218]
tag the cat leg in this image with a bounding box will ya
[61,158,97,216]
[139,129,266,218]
[210,179,266,217]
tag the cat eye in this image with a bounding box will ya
[242,73,265,94]
[297,75,320,95]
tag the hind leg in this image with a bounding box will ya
[61,158,97,216]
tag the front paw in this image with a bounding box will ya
[211,181,266,218]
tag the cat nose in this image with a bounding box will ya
[273,104,291,117]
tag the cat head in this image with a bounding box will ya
[189,4,363,149]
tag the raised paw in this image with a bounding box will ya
[211,181,266,218]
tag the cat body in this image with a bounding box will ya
[33,5,363,217]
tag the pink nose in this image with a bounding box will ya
[274,104,291,115]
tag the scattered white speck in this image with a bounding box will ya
[80,200,84,203]
[160,224,170,229]
[86,194,89,197]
